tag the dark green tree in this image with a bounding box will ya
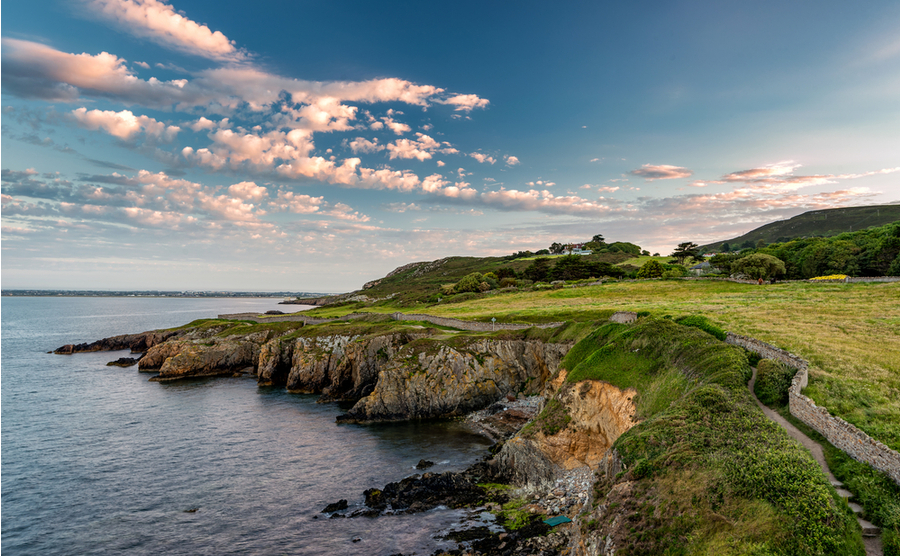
[732,253,785,280]
[671,242,701,265]
[524,258,553,282]
[591,234,606,244]
[721,242,731,252]
[549,242,565,254]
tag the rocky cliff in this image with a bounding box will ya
[338,338,570,423]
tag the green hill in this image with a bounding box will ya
[702,204,900,251]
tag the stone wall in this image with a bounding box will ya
[391,312,563,331]
[846,276,900,283]
[218,310,564,332]
[726,332,900,485]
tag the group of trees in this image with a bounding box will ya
[510,255,626,283]
[710,222,900,279]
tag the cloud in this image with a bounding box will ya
[505,155,520,166]
[189,117,217,131]
[134,60,150,69]
[630,164,693,181]
[1,38,190,105]
[87,0,246,62]
[71,107,180,140]
[709,160,900,192]
[469,152,496,164]
[386,133,440,161]
[436,160,446,167]
[438,94,490,112]
[227,181,267,202]
[382,115,411,135]
[346,137,384,154]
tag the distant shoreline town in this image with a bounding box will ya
[1,290,332,299]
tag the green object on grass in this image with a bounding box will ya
[543,515,572,527]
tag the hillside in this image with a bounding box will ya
[702,204,900,251]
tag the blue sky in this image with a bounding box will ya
[3,0,899,292]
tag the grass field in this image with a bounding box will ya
[304,279,900,450]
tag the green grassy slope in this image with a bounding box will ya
[565,318,864,556]
[702,204,900,250]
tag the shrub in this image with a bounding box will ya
[499,277,518,288]
[732,253,786,280]
[636,260,665,278]
[754,359,797,407]
[454,272,484,293]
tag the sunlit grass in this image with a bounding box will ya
[315,279,899,449]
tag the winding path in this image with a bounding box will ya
[748,367,883,556]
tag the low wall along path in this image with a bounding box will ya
[726,331,900,486]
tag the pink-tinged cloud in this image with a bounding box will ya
[87,0,245,62]
[597,186,620,193]
[270,190,324,214]
[469,152,496,164]
[505,155,520,166]
[715,161,900,192]
[227,181,267,202]
[630,164,693,181]
[475,188,618,215]
[188,117,217,131]
[438,94,490,112]
[382,116,411,135]
[71,107,180,140]
[347,137,384,154]
[387,134,440,161]
[1,38,189,105]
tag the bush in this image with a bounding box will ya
[636,260,665,278]
[499,277,518,288]
[454,272,484,293]
[754,359,797,407]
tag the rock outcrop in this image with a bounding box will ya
[55,330,180,354]
[338,339,570,423]
[282,333,417,402]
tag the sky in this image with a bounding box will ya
[2,1,899,292]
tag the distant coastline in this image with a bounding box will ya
[1,289,333,298]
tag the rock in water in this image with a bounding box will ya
[415,459,434,470]
[322,499,348,513]
[106,357,139,367]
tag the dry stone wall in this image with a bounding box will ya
[391,312,563,331]
[725,332,900,485]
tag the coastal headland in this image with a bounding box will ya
[57,288,898,555]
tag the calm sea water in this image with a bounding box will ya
[1,297,493,555]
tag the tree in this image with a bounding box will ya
[591,234,606,244]
[524,258,552,282]
[549,242,565,254]
[721,242,731,253]
[636,260,665,278]
[732,253,785,280]
[670,242,700,265]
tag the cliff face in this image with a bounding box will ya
[496,371,638,486]
[338,339,570,423]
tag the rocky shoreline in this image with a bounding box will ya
[55,321,604,555]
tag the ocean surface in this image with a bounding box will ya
[1,297,494,555]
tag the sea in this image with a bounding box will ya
[1,296,495,555]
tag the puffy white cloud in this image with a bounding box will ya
[386,133,441,161]
[438,94,490,112]
[269,190,323,214]
[71,107,180,140]
[189,117,217,131]
[228,181,268,201]
[469,152,496,164]
[630,164,693,181]
[383,116,411,135]
[505,155,520,166]
[436,160,446,167]
[87,0,245,62]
